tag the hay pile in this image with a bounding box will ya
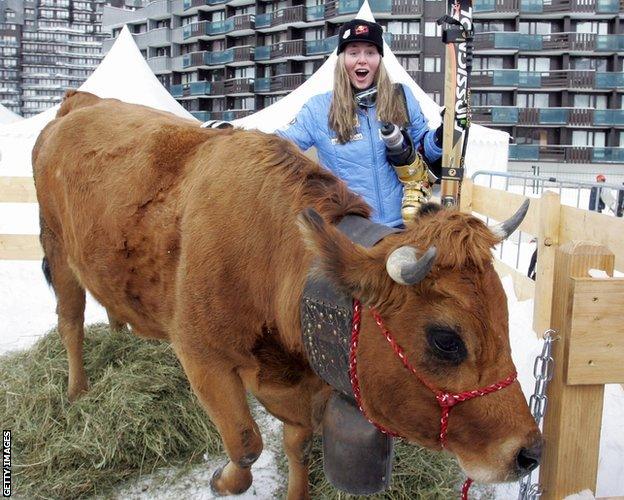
[2,323,470,499]
[1,324,222,499]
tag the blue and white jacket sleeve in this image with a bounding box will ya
[276,102,316,152]
[402,85,442,164]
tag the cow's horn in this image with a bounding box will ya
[386,246,437,285]
[491,199,530,240]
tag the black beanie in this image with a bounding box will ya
[337,19,384,57]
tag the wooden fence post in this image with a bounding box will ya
[539,241,614,499]
[459,178,473,214]
[533,191,561,336]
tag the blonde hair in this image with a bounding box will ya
[328,52,409,144]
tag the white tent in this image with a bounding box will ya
[0,104,22,125]
[234,1,509,176]
[0,25,194,178]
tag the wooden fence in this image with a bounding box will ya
[2,174,624,497]
[460,179,624,499]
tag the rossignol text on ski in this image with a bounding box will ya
[437,0,474,208]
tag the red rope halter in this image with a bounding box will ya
[348,299,517,499]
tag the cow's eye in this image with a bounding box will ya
[426,326,467,365]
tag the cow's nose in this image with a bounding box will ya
[516,438,542,475]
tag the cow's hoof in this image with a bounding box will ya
[210,462,253,496]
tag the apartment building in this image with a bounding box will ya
[0,0,116,117]
[99,0,622,169]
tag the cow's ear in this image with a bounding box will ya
[297,208,390,305]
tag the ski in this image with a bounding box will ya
[437,0,474,209]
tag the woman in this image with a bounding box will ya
[278,18,442,227]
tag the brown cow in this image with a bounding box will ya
[33,90,541,498]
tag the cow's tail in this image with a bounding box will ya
[39,215,55,294]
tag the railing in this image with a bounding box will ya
[471,69,624,89]
[306,4,325,21]
[474,32,623,52]
[182,48,237,68]
[223,77,253,95]
[324,0,422,17]
[472,106,624,127]
[508,145,624,163]
[388,33,422,52]
[254,73,304,93]
[182,0,226,10]
[270,5,304,27]
[475,0,620,12]
[256,39,307,59]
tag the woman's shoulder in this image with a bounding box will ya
[304,90,333,108]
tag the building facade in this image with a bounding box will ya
[0,0,117,117]
[98,1,624,170]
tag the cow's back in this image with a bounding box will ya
[33,91,212,338]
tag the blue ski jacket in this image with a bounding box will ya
[277,84,441,227]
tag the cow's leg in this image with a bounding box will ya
[43,245,88,402]
[176,353,262,495]
[283,423,313,500]
[106,309,125,332]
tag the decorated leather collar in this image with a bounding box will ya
[301,215,401,399]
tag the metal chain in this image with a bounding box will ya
[518,329,557,500]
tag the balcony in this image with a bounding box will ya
[474,32,624,53]
[324,0,422,17]
[256,5,305,30]
[141,27,171,47]
[509,145,624,163]
[306,4,324,21]
[183,0,227,10]
[147,56,171,74]
[223,77,254,95]
[471,69,624,90]
[254,73,304,93]
[211,109,254,121]
[255,39,306,61]
[473,106,624,127]
[170,81,224,98]
[519,0,620,14]
[474,0,518,14]
[475,0,620,14]
[230,45,254,65]
[387,33,422,52]
[144,0,171,18]
[190,110,210,121]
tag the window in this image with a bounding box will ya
[518,22,552,35]
[397,56,419,71]
[572,130,605,147]
[473,57,503,70]
[304,28,324,41]
[424,22,441,37]
[474,21,505,32]
[573,94,607,109]
[575,21,608,35]
[387,21,420,34]
[518,57,550,72]
[517,93,548,107]
[570,57,607,72]
[5,9,16,19]
[427,92,441,104]
[473,92,503,106]
[424,56,441,73]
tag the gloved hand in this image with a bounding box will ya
[434,108,445,148]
